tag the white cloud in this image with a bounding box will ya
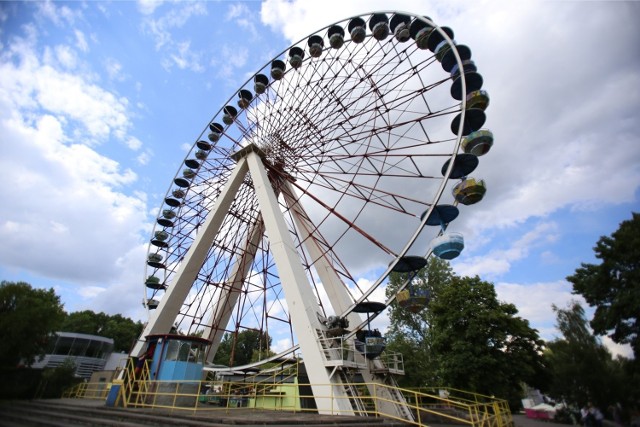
[494,280,581,332]
[164,40,204,72]
[36,0,82,27]
[212,44,249,79]
[125,136,143,151]
[0,113,147,281]
[53,45,78,70]
[142,2,207,72]
[74,29,89,52]
[137,0,164,15]
[142,2,206,50]
[105,57,125,81]
[226,3,259,39]
[0,21,151,321]
[601,336,634,360]
[1,34,131,144]
[137,150,152,166]
[78,285,107,299]
[455,221,559,279]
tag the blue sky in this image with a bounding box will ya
[1,1,638,358]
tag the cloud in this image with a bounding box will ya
[211,44,249,79]
[163,40,204,72]
[137,150,152,166]
[125,136,142,151]
[77,285,107,299]
[494,281,582,333]
[601,336,634,359]
[0,19,151,320]
[496,281,634,358]
[141,2,207,72]
[36,0,82,27]
[2,32,131,144]
[137,0,164,16]
[0,113,146,278]
[226,3,259,39]
[455,221,559,279]
[74,29,89,52]
[105,57,125,81]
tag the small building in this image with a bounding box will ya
[31,332,114,379]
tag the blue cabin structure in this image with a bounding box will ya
[144,334,210,381]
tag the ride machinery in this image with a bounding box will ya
[133,11,493,421]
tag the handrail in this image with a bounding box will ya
[80,374,511,427]
[62,359,510,427]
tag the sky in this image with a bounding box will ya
[0,0,638,359]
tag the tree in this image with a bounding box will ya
[385,257,454,387]
[385,260,547,407]
[545,301,629,409]
[38,358,80,398]
[213,329,272,367]
[61,310,144,352]
[0,281,66,367]
[567,212,640,358]
[429,276,546,408]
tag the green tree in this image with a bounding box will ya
[385,260,546,406]
[0,281,66,367]
[61,310,144,352]
[38,358,80,398]
[567,212,640,358]
[545,301,627,409]
[213,329,272,367]
[385,257,453,387]
[429,275,546,408]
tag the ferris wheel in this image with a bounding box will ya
[134,11,492,417]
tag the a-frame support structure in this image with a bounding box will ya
[132,144,411,419]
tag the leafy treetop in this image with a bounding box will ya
[568,212,640,358]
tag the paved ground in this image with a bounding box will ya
[513,414,575,427]
[20,398,582,426]
[47,398,404,425]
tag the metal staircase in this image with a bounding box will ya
[337,369,369,415]
[316,328,413,421]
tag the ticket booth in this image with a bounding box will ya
[145,334,210,381]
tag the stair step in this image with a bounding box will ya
[0,404,140,427]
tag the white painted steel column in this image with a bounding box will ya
[131,159,249,357]
[282,181,413,422]
[245,150,353,415]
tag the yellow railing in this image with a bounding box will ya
[113,377,511,427]
[120,356,151,408]
[62,381,111,399]
[407,387,513,427]
[62,360,510,427]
